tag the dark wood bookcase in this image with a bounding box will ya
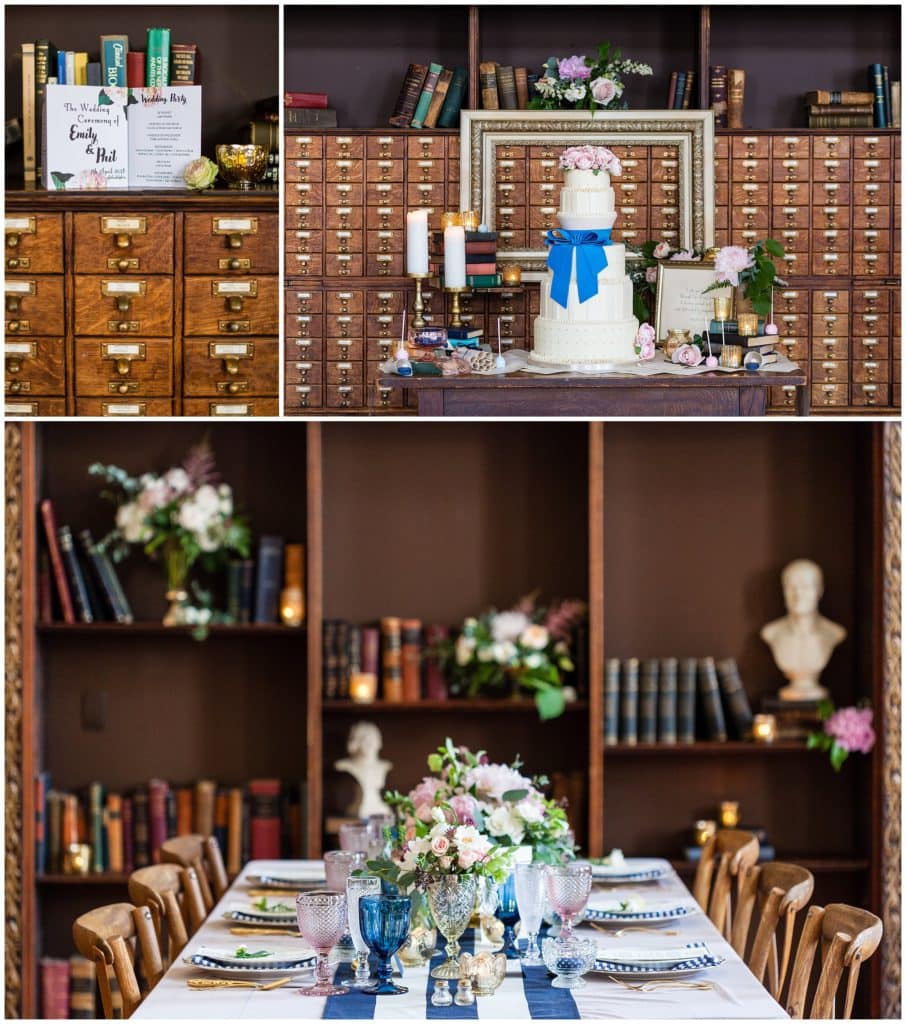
[5,420,900,1017]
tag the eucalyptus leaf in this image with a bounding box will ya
[501,788,529,803]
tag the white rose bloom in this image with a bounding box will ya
[164,468,190,494]
[524,652,544,670]
[516,798,545,824]
[492,641,517,665]
[519,624,549,650]
[429,820,450,840]
[486,806,524,844]
[178,500,207,533]
[138,477,171,512]
[564,84,587,102]
[491,610,530,643]
[196,529,220,553]
[455,634,475,666]
[194,484,220,515]
[430,806,447,824]
[218,484,233,516]
[116,502,150,543]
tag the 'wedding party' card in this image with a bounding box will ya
[128,86,202,188]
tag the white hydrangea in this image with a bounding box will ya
[164,468,190,494]
[492,641,517,665]
[491,610,529,643]
[563,84,587,102]
[116,501,151,543]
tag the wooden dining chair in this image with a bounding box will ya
[692,828,760,939]
[128,863,207,964]
[72,903,164,1019]
[729,861,814,999]
[159,834,229,912]
[785,903,883,1018]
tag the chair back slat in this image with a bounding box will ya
[160,834,227,911]
[730,863,761,956]
[694,831,758,940]
[786,905,825,1018]
[810,931,850,1019]
[128,862,203,962]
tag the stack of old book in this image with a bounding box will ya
[805,89,875,129]
[603,656,755,746]
[708,66,746,128]
[389,63,468,128]
[666,69,696,109]
[284,90,336,129]
[430,229,500,287]
[40,956,96,1019]
[248,96,279,184]
[707,318,779,366]
[478,62,538,110]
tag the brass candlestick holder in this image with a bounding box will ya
[445,286,467,328]
[408,272,430,329]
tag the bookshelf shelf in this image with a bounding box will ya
[323,698,589,713]
[603,741,812,756]
[36,874,130,886]
[37,622,306,637]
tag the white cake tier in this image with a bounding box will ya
[532,315,640,366]
[540,276,633,323]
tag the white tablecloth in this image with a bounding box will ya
[133,859,786,1020]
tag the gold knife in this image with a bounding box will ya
[187,977,293,991]
[229,927,300,936]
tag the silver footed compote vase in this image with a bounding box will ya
[426,874,479,980]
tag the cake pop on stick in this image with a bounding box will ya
[495,316,506,369]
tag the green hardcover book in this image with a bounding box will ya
[34,40,56,183]
[466,273,502,287]
[145,27,170,87]
[437,66,468,129]
[410,62,443,129]
[678,657,697,743]
[89,781,105,872]
[697,657,728,742]
[604,657,620,746]
[100,34,128,87]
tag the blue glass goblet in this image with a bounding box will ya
[495,871,521,958]
[358,894,411,995]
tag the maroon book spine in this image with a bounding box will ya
[40,958,70,1019]
[423,624,450,700]
[248,779,281,859]
[667,70,678,109]
[361,626,380,676]
[121,795,134,875]
[389,63,428,127]
[126,51,145,88]
[284,91,328,108]
[148,779,169,864]
[40,499,75,623]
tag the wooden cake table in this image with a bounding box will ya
[380,368,810,417]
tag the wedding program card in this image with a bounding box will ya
[44,85,129,189]
[128,86,202,188]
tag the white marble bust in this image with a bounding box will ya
[334,722,392,818]
[760,558,846,702]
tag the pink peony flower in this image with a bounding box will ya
[590,76,617,105]
[636,322,656,345]
[636,338,656,360]
[575,152,594,170]
[558,55,591,80]
[653,242,671,259]
[824,706,876,754]
[646,266,658,283]
[673,343,704,366]
[410,776,444,808]
[448,794,476,824]
[714,245,754,287]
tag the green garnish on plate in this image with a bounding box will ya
[234,946,272,959]
[252,897,293,913]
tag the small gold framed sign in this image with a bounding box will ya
[654,260,734,342]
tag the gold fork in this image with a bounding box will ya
[606,974,713,993]
[229,927,299,937]
[187,976,293,991]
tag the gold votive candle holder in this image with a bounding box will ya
[736,312,759,337]
[719,344,743,368]
[694,819,718,846]
[349,672,378,704]
[460,209,480,231]
[752,713,778,743]
[440,211,463,230]
[279,586,305,627]
[501,264,522,285]
[719,800,740,829]
[713,295,732,321]
[63,843,91,875]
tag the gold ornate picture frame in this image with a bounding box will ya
[459,110,716,278]
[654,259,733,341]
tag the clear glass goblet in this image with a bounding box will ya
[339,822,371,854]
[366,813,395,858]
[344,876,381,988]
[295,890,348,997]
[544,862,592,940]
[358,894,411,995]
[426,874,479,979]
[324,850,366,963]
[514,862,545,963]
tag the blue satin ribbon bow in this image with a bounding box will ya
[545,229,612,309]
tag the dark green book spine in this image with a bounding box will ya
[658,657,678,744]
[34,41,55,182]
[89,782,105,873]
[870,63,888,128]
[604,657,620,746]
[678,657,697,743]
[639,658,659,743]
[437,66,468,129]
[698,657,728,741]
[146,27,171,87]
[716,657,754,738]
[620,658,639,745]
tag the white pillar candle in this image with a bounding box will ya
[405,210,429,275]
[443,225,466,288]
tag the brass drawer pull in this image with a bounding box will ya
[217,380,249,395]
[109,380,139,395]
[219,320,251,334]
[109,320,139,333]
[115,233,131,249]
[228,233,243,249]
[116,296,132,314]
[227,296,243,313]
[6,234,20,249]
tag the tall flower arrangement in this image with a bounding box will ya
[530,43,653,111]
[90,440,250,627]
[435,593,586,719]
[384,739,576,865]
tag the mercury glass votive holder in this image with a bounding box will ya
[719,344,743,368]
[736,312,760,337]
[752,714,778,743]
[713,296,732,321]
[215,144,269,190]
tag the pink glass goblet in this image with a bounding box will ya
[295,890,349,997]
[544,863,592,940]
[339,822,371,854]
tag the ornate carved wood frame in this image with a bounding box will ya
[460,110,715,277]
[3,423,902,1016]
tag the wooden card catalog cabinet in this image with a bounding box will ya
[5,193,278,417]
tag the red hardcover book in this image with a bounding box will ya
[148,778,169,863]
[462,262,496,274]
[464,241,497,254]
[361,626,380,676]
[121,795,134,875]
[40,499,74,623]
[40,958,70,1019]
[423,624,450,700]
[248,778,281,859]
[126,51,145,88]
[284,91,328,108]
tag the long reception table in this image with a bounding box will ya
[133,858,787,1020]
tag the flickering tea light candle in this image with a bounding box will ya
[440,211,462,230]
[752,713,778,743]
[349,672,378,704]
[405,210,429,276]
[719,800,740,829]
[713,296,732,321]
[460,209,480,231]
[443,225,467,288]
[501,264,523,285]
[736,312,759,337]
[63,843,91,875]
[279,586,305,627]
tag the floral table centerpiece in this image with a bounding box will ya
[704,239,787,319]
[90,440,250,629]
[530,42,653,111]
[435,592,586,720]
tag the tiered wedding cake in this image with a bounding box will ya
[531,146,639,366]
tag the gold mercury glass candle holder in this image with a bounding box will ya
[719,800,740,829]
[63,843,91,875]
[349,672,377,703]
[720,344,743,368]
[713,296,732,321]
[736,312,760,337]
[501,264,522,285]
[215,144,269,190]
[440,211,463,230]
[460,210,480,231]
[752,713,778,743]
[408,273,430,329]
